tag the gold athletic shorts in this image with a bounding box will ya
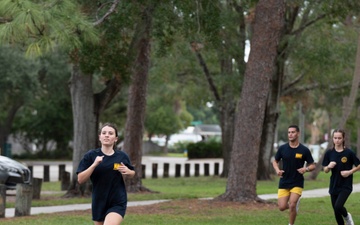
[278,187,303,198]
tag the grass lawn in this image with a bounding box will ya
[2,171,360,224]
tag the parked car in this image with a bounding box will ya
[0,155,31,189]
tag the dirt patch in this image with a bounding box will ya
[127,199,277,215]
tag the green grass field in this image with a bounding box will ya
[2,172,360,224]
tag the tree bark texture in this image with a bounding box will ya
[67,63,98,196]
[124,3,156,193]
[217,0,286,202]
[257,106,278,180]
[257,4,300,180]
[219,102,236,177]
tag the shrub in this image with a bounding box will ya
[187,140,222,159]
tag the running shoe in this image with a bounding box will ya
[344,212,354,225]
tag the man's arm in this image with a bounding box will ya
[272,160,284,177]
[306,163,316,172]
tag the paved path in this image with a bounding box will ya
[260,183,360,200]
[5,183,360,218]
[5,200,169,218]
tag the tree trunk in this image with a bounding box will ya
[216,0,285,202]
[257,47,285,180]
[66,63,98,197]
[257,106,278,180]
[219,102,236,177]
[124,3,156,193]
[256,3,300,180]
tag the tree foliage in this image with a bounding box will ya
[145,98,193,138]
[13,51,73,156]
[0,45,40,152]
[0,46,39,110]
[0,0,99,56]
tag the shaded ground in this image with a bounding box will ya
[127,199,277,215]
[0,198,279,224]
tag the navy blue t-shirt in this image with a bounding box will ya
[322,148,360,195]
[76,148,134,221]
[275,143,314,189]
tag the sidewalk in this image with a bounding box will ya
[260,183,360,200]
[5,199,170,218]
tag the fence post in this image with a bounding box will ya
[152,163,158,178]
[204,163,210,176]
[43,165,50,182]
[175,164,181,177]
[0,184,6,218]
[28,165,33,179]
[61,171,70,191]
[15,183,33,217]
[32,178,43,199]
[185,163,190,177]
[194,163,200,177]
[163,163,169,178]
[214,162,219,176]
[141,164,146,179]
[58,164,66,181]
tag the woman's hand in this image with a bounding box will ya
[78,156,104,184]
[93,156,104,166]
[327,161,336,169]
[118,162,135,177]
[341,170,352,178]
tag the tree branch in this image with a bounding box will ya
[281,72,305,95]
[281,81,351,97]
[93,0,120,26]
[0,17,11,23]
[290,14,326,36]
[191,42,221,102]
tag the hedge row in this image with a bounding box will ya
[187,140,222,159]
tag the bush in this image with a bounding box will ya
[187,140,222,159]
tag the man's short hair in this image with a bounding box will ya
[288,125,299,132]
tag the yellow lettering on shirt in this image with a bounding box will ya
[295,153,302,159]
[113,163,121,170]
